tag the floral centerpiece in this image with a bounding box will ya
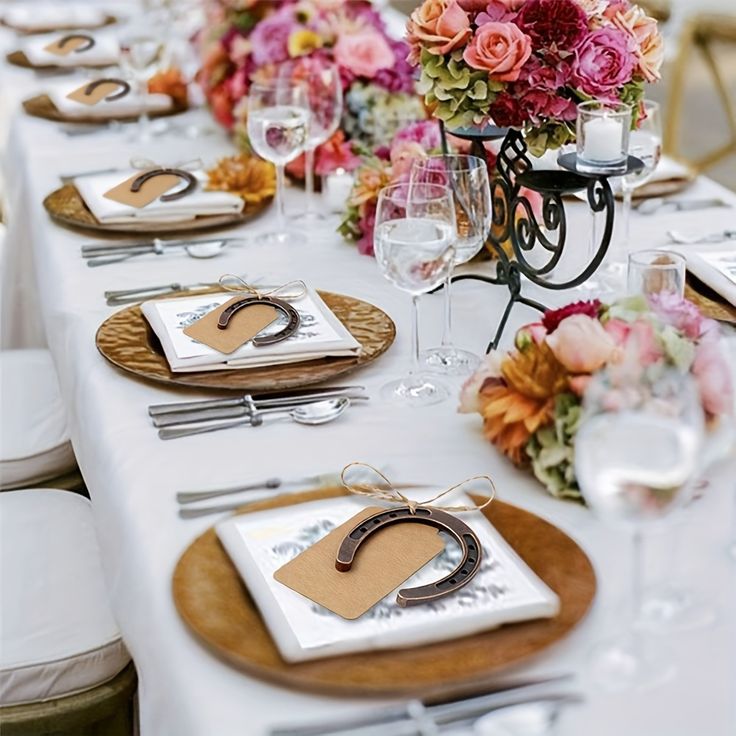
[198,0,422,173]
[406,0,664,154]
[338,119,445,255]
[459,296,734,500]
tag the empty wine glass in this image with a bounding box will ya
[247,79,310,245]
[410,154,491,375]
[373,182,457,407]
[575,364,705,691]
[117,14,170,143]
[281,62,342,223]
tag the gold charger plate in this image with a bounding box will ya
[1,15,117,34]
[173,487,596,698]
[95,290,396,391]
[686,273,736,324]
[6,49,111,70]
[23,94,188,125]
[43,183,269,236]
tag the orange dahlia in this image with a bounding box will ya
[477,342,569,464]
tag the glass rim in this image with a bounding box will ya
[411,153,487,170]
[577,100,632,115]
[628,249,686,268]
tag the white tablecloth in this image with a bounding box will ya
[1,8,736,736]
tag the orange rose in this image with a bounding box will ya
[407,0,472,64]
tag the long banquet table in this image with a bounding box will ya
[1,7,736,736]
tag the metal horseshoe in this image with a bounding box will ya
[217,296,301,347]
[58,34,96,52]
[336,506,483,607]
[129,168,197,202]
[84,78,131,102]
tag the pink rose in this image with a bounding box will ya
[625,319,663,366]
[459,352,504,413]
[463,22,532,82]
[515,321,547,349]
[546,314,617,373]
[334,29,395,79]
[407,0,472,63]
[604,317,631,346]
[647,293,716,341]
[570,27,636,96]
[390,140,428,179]
[692,340,734,417]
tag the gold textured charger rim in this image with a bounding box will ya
[95,289,396,391]
[172,487,597,698]
[6,49,111,70]
[0,15,117,34]
[43,183,270,235]
[23,93,189,125]
[685,273,736,324]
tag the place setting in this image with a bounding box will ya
[44,154,275,235]
[0,2,117,35]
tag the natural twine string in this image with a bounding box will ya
[217,273,307,301]
[340,462,496,515]
[129,157,203,172]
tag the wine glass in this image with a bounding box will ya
[281,63,342,223]
[247,79,310,245]
[574,364,705,691]
[117,14,170,143]
[410,154,491,375]
[373,182,457,406]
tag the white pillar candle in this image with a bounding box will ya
[323,169,354,213]
[582,115,624,163]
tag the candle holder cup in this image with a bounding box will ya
[440,123,643,351]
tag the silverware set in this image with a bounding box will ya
[83,237,243,267]
[634,197,730,216]
[105,281,216,306]
[268,675,581,736]
[667,229,736,245]
[150,385,369,440]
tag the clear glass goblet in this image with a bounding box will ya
[373,182,457,407]
[410,154,491,375]
[575,364,705,691]
[246,79,310,245]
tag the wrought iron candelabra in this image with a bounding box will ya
[439,122,643,352]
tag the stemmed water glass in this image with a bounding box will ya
[410,154,492,375]
[247,79,310,245]
[281,63,342,223]
[599,101,662,290]
[574,364,705,690]
[117,13,170,143]
[373,182,457,407]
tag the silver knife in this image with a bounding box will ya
[82,237,240,257]
[152,394,369,427]
[148,386,366,416]
[105,282,215,306]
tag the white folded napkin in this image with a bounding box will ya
[3,4,108,31]
[47,79,172,119]
[648,155,693,184]
[21,32,118,67]
[672,244,736,307]
[216,495,559,663]
[74,169,244,224]
[140,289,362,373]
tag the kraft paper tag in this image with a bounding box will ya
[274,506,445,620]
[43,36,89,56]
[183,296,281,355]
[66,80,121,106]
[103,170,181,209]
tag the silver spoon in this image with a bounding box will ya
[158,398,351,440]
[86,239,231,267]
[667,229,736,245]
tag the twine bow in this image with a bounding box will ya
[129,157,203,172]
[340,462,496,515]
[218,273,307,301]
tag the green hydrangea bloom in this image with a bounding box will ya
[526,393,584,501]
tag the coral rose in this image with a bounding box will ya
[334,29,395,79]
[546,314,617,373]
[463,22,532,82]
[407,0,472,63]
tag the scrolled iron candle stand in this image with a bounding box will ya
[439,122,643,352]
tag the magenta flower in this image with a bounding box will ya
[393,120,442,151]
[516,0,588,52]
[647,292,718,340]
[249,9,296,66]
[570,27,636,96]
